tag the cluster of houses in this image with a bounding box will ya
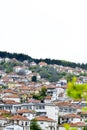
[0,58,87,130]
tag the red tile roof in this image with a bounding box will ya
[0,110,10,114]
[35,116,55,122]
[27,99,40,103]
[61,122,87,127]
[69,122,87,127]
[0,116,6,120]
[3,89,16,94]
[3,95,19,98]
[62,114,81,118]
[46,85,58,89]
[3,100,19,104]
[19,86,30,91]
[55,101,72,107]
[45,96,52,100]
[80,112,87,115]
[17,109,35,114]
[11,115,29,121]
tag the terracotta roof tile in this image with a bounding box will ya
[69,122,87,127]
[55,101,72,107]
[46,85,58,89]
[3,94,19,98]
[17,109,35,114]
[19,86,30,91]
[35,116,55,122]
[3,89,16,94]
[27,99,40,103]
[0,116,6,120]
[11,115,29,121]
[61,114,81,118]
[61,122,87,127]
[45,96,52,100]
[0,110,10,114]
[3,100,19,104]
[80,112,87,115]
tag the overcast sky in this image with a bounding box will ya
[0,0,87,63]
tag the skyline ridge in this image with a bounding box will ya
[0,51,87,70]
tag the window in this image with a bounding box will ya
[40,122,43,124]
[39,106,41,109]
[6,128,14,130]
[25,122,27,126]
[39,106,45,109]
[28,113,30,116]
[42,106,45,109]
[71,118,73,121]
[36,106,38,109]
[29,106,32,109]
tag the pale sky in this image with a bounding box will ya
[0,0,87,63]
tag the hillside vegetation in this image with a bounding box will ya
[0,51,87,69]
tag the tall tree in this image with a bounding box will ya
[66,77,87,130]
[30,119,42,130]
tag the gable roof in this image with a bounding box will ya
[61,114,81,118]
[10,115,29,121]
[3,100,19,104]
[0,110,10,114]
[35,116,55,122]
[17,109,35,114]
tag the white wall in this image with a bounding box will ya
[38,121,55,130]
[45,105,59,122]
[3,124,23,130]
[71,118,83,123]
[23,113,35,120]
[3,97,20,102]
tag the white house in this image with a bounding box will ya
[58,122,87,130]
[3,124,24,130]
[29,61,37,67]
[17,109,36,120]
[2,94,20,103]
[45,103,59,127]
[35,116,56,130]
[51,87,64,101]
[10,115,30,130]
[0,117,8,127]
[59,114,83,124]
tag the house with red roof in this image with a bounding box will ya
[3,124,24,130]
[17,109,36,120]
[35,116,56,130]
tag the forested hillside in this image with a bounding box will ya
[0,51,87,69]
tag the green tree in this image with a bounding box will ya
[2,85,8,89]
[30,118,42,130]
[83,127,87,130]
[66,77,87,130]
[32,87,47,100]
[32,76,37,82]
[40,87,47,97]
[67,77,87,100]
[66,74,75,82]
[64,124,77,130]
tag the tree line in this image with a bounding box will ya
[0,51,87,69]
